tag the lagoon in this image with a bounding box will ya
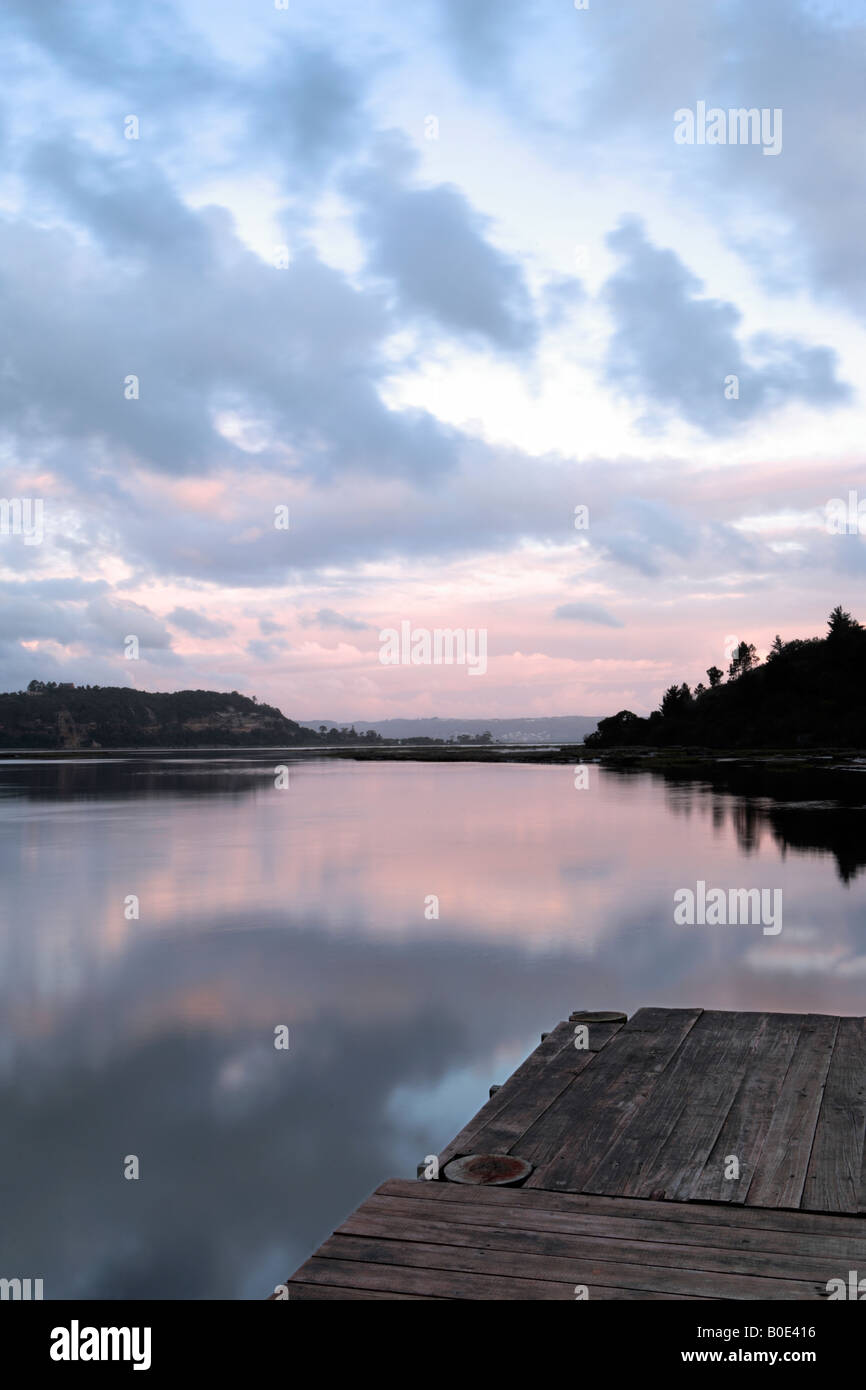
[0,754,864,1297]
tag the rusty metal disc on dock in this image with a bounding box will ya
[569,1010,627,1022]
[443,1153,533,1186]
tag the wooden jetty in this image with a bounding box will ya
[284,1007,866,1299]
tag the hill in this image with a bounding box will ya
[298,716,602,744]
[586,607,866,750]
[0,683,384,750]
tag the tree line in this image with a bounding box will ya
[586,607,866,749]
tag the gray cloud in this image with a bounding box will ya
[250,43,366,183]
[85,596,173,651]
[6,447,769,595]
[27,138,210,264]
[602,219,849,432]
[597,497,703,578]
[0,577,108,601]
[245,639,279,663]
[554,602,623,628]
[0,0,217,96]
[0,584,178,686]
[168,607,231,639]
[0,592,80,644]
[435,0,535,87]
[0,182,461,483]
[300,608,372,632]
[431,0,866,318]
[588,2,866,316]
[348,138,538,353]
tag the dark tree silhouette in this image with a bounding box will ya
[585,608,866,750]
[727,641,758,681]
[660,683,692,716]
[827,606,861,640]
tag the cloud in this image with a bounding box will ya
[597,497,704,578]
[348,138,538,353]
[431,0,866,320]
[0,187,461,483]
[250,43,366,183]
[168,607,231,639]
[0,578,108,601]
[0,591,81,644]
[85,596,173,651]
[0,584,180,685]
[435,0,537,88]
[0,0,215,96]
[27,138,210,263]
[573,1,866,317]
[245,639,278,663]
[602,219,849,432]
[554,602,624,628]
[541,274,586,329]
[299,608,371,632]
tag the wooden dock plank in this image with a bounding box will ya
[292,1252,590,1300]
[466,1043,597,1156]
[585,1011,768,1200]
[284,1281,438,1300]
[802,1016,866,1214]
[690,1012,804,1205]
[377,1176,866,1239]
[518,1007,703,1187]
[336,1202,850,1285]
[284,1271,690,1300]
[361,1190,866,1262]
[438,1015,626,1167]
[745,1014,840,1210]
[436,1019,574,1167]
[312,1232,824,1300]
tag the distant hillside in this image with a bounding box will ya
[586,607,866,750]
[0,683,383,749]
[299,716,602,745]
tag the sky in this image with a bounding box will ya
[0,0,864,719]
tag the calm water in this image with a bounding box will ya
[1,754,865,1298]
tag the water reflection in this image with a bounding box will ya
[0,755,864,1297]
[642,761,866,883]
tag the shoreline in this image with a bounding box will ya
[2,743,866,773]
